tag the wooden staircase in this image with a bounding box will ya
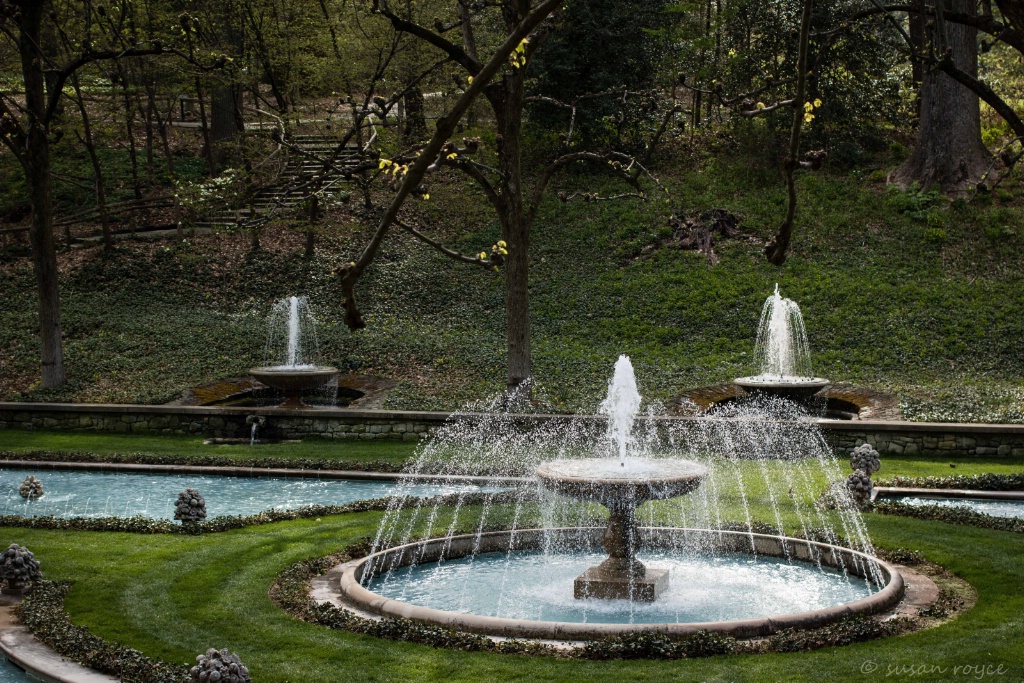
[195,134,363,229]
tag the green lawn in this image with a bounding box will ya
[3,511,1021,683]
[0,429,419,467]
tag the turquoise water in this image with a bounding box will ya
[0,658,37,683]
[368,549,876,624]
[0,467,497,520]
[890,495,1024,520]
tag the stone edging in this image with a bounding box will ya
[874,487,1024,502]
[0,594,118,683]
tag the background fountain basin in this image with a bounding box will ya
[733,376,831,400]
[336,528,904,640]
[248,366,339,394]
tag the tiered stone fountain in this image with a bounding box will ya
[734,284,830,401]
[331,356,903,640]
[249,296,338,409]
[536,356,706,601]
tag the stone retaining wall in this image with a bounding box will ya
[822,421,1024,458]
[0,403,445,442]
[2,402,1024,457]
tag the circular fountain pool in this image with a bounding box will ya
[336,528,904,639]
[367,549,874,625]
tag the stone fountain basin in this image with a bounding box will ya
[333,527,904,640]
[734,376,831,400]
[248,366,339,393]
[535,458,707,505]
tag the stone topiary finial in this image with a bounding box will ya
[850,443,881,475]
[189,648,251,683]
[0,544,42,589]
[174,488,207,523]
[19,476,44,499]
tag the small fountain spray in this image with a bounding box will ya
[249,296,338,408]
[599,355,642,465]
[735,284,829,400]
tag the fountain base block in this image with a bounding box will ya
[574,565,669,601]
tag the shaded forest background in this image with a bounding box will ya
[1,0,1024,421]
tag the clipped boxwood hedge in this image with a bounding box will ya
[0,490,528,535]
[16,581,189,683]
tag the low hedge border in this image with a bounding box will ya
[0,490,529,535]
[0,449,405,473]
[272,543,920,661]
[874,501,1024,533]
[875,473,1024,491]
[15,580,189,683]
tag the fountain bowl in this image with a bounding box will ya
[734,376,830,401]
[333,527,904,640]
[535,458,707,600]
[248,366,339,408]
[535,458,707,505]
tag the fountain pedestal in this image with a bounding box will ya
[536,458,706,602]
[574,500,669,600]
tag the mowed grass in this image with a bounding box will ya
[3,428,1023,479]
[0,429,420,467]
[2,511,1021,682]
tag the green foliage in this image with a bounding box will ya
[6,155,1024,419]
[529,0,673,148]
[765,616,915,653]
[884,183,940,220]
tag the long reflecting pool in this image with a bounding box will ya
[887,495,1024,520]
[368,549,875,624]
[0,467,497,519]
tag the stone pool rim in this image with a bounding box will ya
[334,527,905,641]
[873,487,1024,502]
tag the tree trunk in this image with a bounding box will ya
[893,0,989,193]
[18,1,65,388]
[402,85,427,143]
[71,72,113,251]
[211,83,244,169]
[492,78,532,391]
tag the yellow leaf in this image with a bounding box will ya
[756,101,766,109]
[814,98,822,108]
[423,194,430,200]
[446,153,457,160]
[467,76,473,85]
[804,112,815,123]
[804,101,813,112]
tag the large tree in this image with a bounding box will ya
[0,0,190,388]
[338,0,667,390]
[892,0,989,192]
